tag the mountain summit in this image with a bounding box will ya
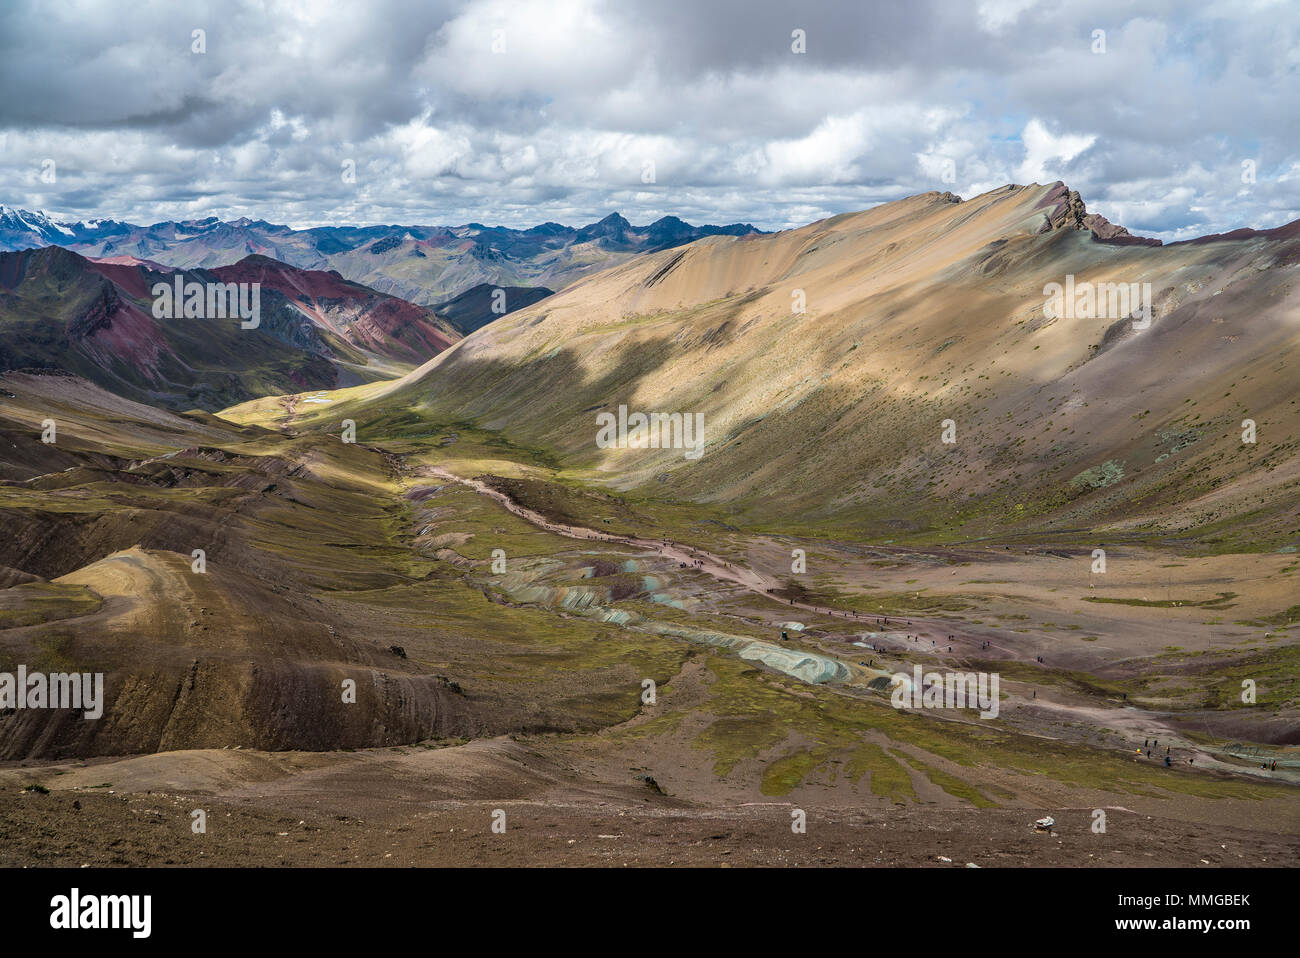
[0,209,764,306]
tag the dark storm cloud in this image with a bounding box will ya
[0,0,1295,239]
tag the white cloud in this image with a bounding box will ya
[386,114,472,179]
[1015,118,1096,185]
[0,0,1293,240]
[977,0,1039,33]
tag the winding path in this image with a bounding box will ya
[427,467,936,634]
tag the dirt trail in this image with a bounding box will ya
[425,465,1092,660]
[429,466,894,626]
[425,468,1064,670]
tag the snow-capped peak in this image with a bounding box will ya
[0,205,77,238]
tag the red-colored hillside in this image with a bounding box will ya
[211,255,459,364]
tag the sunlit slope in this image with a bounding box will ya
[242,183,1300,546]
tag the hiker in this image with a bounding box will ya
[1144,739,1148,748]
[1164,756,1171,768]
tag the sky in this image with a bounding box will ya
[1,0,1297,240]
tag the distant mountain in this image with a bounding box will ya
[0,207,763,306]
[208,255,458,366]
[435,283,555,335]
[0,247,459,411]
[0,205,130,251]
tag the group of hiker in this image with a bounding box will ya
[1141,736,1218,769]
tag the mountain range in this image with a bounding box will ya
[0,205,761,307]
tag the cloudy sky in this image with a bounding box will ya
[2,0,1297,239]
